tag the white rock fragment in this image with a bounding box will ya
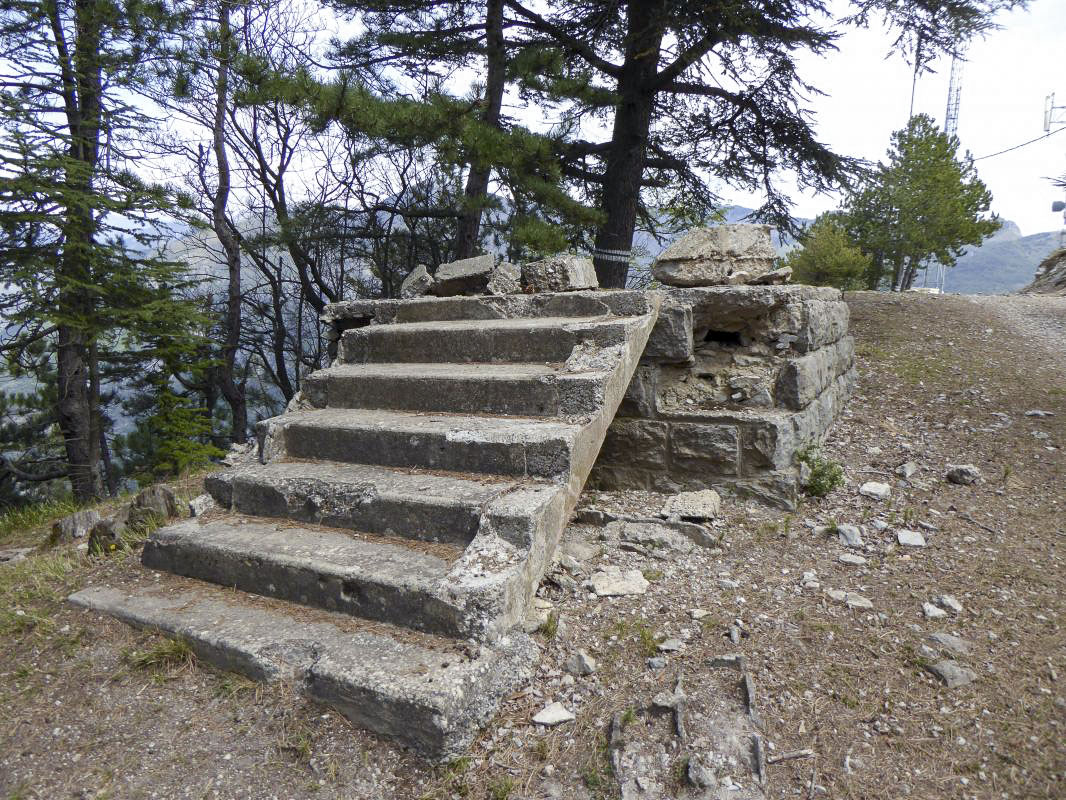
[934,594,963,614]
[838,553,868,566]
[923,602,948,619]
[690,608,711,620]
[588,567,649,597]
[532,702,575,726]
[859,482,891,501]
[845,593,874,610]
[1025,409,1054,418]
[897,529,926,547]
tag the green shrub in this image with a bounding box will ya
[797,446,845,497]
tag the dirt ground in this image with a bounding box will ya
[1,292,1063,800]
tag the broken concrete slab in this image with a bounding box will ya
[521,254,598,293]
[400,264,434,298]
[652,225,777,287]
[661,489,721,521]
[429,254,494,296]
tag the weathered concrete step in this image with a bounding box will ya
[302,362,605,417]
[68,585,537,761]
[142,516,469,637]
[208,461,517,545]
[339,315,632,364]
[266,408,582,478]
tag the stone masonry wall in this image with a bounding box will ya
[587,285,856,508]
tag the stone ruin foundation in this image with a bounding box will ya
[589,284,855,508]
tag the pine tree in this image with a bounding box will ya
[0,0,205,501]
[842,114,999,291]
[503,0,1027,287]
[784,214,871,291]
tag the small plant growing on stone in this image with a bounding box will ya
[642,568,664,582]
[797,446,845,497]
[539,612,559,639]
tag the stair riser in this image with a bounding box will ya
[281,423,573,478]
[339,322,628,364]
[142,538,466,638]
[229,476,480,545]
[303,372,601,417]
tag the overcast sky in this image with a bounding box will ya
[727,0,1066,236]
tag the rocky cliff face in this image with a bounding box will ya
[1023,247,1066,295]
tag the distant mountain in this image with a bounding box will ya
[939,225,1062,295]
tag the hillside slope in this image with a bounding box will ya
[1022,247,1066,295]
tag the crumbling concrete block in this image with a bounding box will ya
[430,254,494,296]
[521,254,598,293]
[486,261,521,295]
[400,264,434,298]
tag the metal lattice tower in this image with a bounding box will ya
[944,50,965,138]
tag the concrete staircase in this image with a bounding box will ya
[71,290,660,759]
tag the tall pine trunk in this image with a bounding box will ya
[52,0,104,502]
[452,0,506,260]
[592,1,664,288]
[212,2,247,443]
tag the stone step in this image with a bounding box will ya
[141,515,470,637]
[209,460,518,545]
[301,362,605,417]
[339,315,633,364]
[265,408,582,479]
[68,584,537,761]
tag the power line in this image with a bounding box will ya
[971,126,1066,162]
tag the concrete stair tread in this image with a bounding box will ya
[69,583,538,760]
[156,514,464,572]
[280,406,584,433]
[218,460,538,545]
[355,315,614,332]
[143,515,471,636]
[311,362,571,379]
[339,312,643,364]
[238,459,520,502]
[301,362,610,417]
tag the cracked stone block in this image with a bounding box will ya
[598,419,669,470]
[652,225,777,287]
[643,303,694,362]
[669,423,740,476]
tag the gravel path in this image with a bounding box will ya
[965,294,1066,371]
